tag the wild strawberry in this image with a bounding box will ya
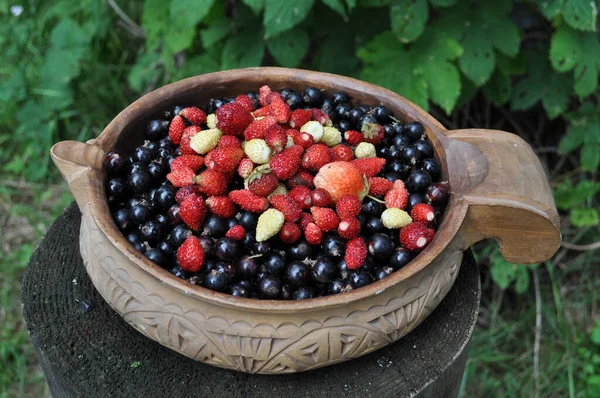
[399,222,434,252]
[304,222,323,245]
[247,170,279,197]
[331,144,354,162]
[279,221,301,244]
[229,189,269,213]
[252,106,271,118]
[300,120,324,142]
[169,115,186,144]
[244,116,278,140]
[351,157,386,178]
[177,236,205,272]
[311,188,332,207]
[218,135,242,149]
[288,185,312,209]
[302,143,332,172]
[355,142,376,158]
[269,194,302,222]
[286,169,315,189]
[256,208,285,241]
[244,139,272,164]
[314,161,368,202]
[268,183,288,198]
[206,196,236,218]
[311,108,332,126]
[175,186,195,203]
[171,154,204,172]
[205,146,244,173]
[286,128,300,141]
[344,130,364,146]
[361,121,384,144]
[189,128,222,154]
[311,207,339,231]
[234,94,255,112]
[299,212,315,230]
[345,237,367,270]
[270,145,303,180]
[195,169,228,196]
[321,126,342,147]
[289,109,312,129]
[269,97,291,123]
[167,166,195,187]
[293,131,315,149]
[385,187,408,209]
[259,85,272,107]
[237,158,254,179]
[180,194,206,231]
[180,106,206,125]
[381,208,412,229]
[180,125,201,155]
[368,177,393,196]
[216,103,253,136]
[394,179,406,190]
[206,113,217,129]
[265,125,287,152]
[338,218,361,239]
[225,225,246,240]
[410,203,436,224]
[336,195,362,220]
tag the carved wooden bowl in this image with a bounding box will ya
[50,68,560,374]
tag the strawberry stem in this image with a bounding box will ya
[248,254,263,259]
[366,195,385,204]
[390,115,401,123]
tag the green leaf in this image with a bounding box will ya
[0,71,26,103]
[424,60,461,114]
[390,0,429,43]
[558,124,585,153]
[573,33,600,98]
[128,52,161,93]
[164,27,196,53]
[487,17,520,57]
[346,0,357,11]
[222,29,265,69]
[570,208,600,227]
[263,0,315,38]
[178,48,222,78]
[496,52,526,75]
[581,143,600,171]
[142,0,170,50]
[554,180,600,210]
[542,72,571,119]
[242,0,265,14]
[591,322,600,345]
[514,267,530,294]
[200,18,230,48]
[321,0,348,19]
[490,260,514,289]
[313,30,359,76]
[459,27,495,86]
[550,26,581,72]
[483,69,512,106]
[428,0,456,7]
[358,0,392,6]
[170,0,216,28]
[267,28,310,67]
[563,0,597,32]
[540,0,563,19]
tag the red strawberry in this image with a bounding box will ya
[311,108,332,126]
[338,218,361,239]
[244,116,278,141]
[237,158,254,179]
[361,122,384,144]
[195,169,228,196]
[311,188,332,207]
[269,194,303,222]
[345,237,367,270]
[313,161,368,202]
[216,103,253,136]
[180,125,201,155]
[167,166,195,187]
[205,146,244,173]
[252,106,271,118]
[180,106,206,125]
[288,185,312,209]
[270,145,303,180]
[247,171,279,197]
[180,194,206,231]
[268,97,291,123]
[171,155,204,172]
[301,143,332,172]
[259,85,272,107]
[225,225,246,240]
[175,186,195,203]
[169,115,186,144]
[304,222,323,245]
[331,144,354,162]
[368,177,393,196]
[299,212,315,230]
[294,131,314,149]
[385,187,408,209]
[399,222,434,252]
[394,180,406,190]
[336,195,361,220]
[289,109,312,129]
[177,236,205,272]
[229,189,269,213]
[351,157,386,178]
[265,124,288,152]
[286,128,300,140]
[279,221,301,244]
[234,94,255,112]
[311,207,339,231]
[410,203,436,224]
[343,130,364,146]
[286,169,315,189]
[206,196,236,218]
[218,135,242,149]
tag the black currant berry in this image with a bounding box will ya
[364,217,385,236]
[349,108,366,125]
[147,160,167,179]
[405,121,425,141]
[384,172,400,183]
[400,145,422,165]
[311,256,336,284]
[392,134,411,148]
[373,105,390,123]
[362,197,384,217]
[254,241,272,255]
[197,236,214,255]
[337,258,350,280]
[329,279,350,294]
[230,284,250,298]
[321,234,345,258]
[113,208,132,231]
[420,158,441,180]
[414,140,433,158]
[407,193,426,211]
[332,92,349,105]
[146,120,169,140]
[287,240,314,260]
[154,185,177,209]
[426,182,450,205]
[139,220,164,245]
[239,211,258,230]
[264,252,286,276]
[166,204,182,225]
[128,171,151,193]
[406,170,432,193]
[145,248,166,267]
[237,255,260,279]
[279,88,293,99]
[384,124,396,139]
[390,247,414,270]
[107,178,129,202]
[293,287,315,300]
[204,270,228,292]
[204,215,228,238]
[286,92,303,110]
[103,151,129,175]
[280,284,293,300]
[158,240,175,257]
[214,237,240,261]
[215,262,235,280]
[226,218,238,230]
[368,233,395,259]
[349,271,371,289]
[337,119,352,133]
[285,261,311,288]
[132,145,156,165]
[387,160,411,179]
[259,276,282,299]
[375,266,394,280]
[387,146,402,161]
[302,87,322,107]
[130,204,152,224]
[170,224,192,247]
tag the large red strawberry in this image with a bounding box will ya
[269,195,303,222]
[247,170,279,197]
[195,169,228,196]
[345,237,367,270]
[204,146,244,173]
[180,106,206,125]
[269,145,303,180]
[244,116,278,141]
[216,102,253,136]
[313,161,368,202]
[177,236,205,272]
[180,193,206,231]
[168,115,186,144]
[301,143,332,172]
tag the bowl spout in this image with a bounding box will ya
[50,140,105,211]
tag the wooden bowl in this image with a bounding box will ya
[50,68,560,374]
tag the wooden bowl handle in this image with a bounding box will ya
[446,129,561,264]
[50,140,105,211]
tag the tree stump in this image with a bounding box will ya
[22,203,480,397]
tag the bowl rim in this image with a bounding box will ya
[87,67,468,313]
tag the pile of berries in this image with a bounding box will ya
[103,85,450,300]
